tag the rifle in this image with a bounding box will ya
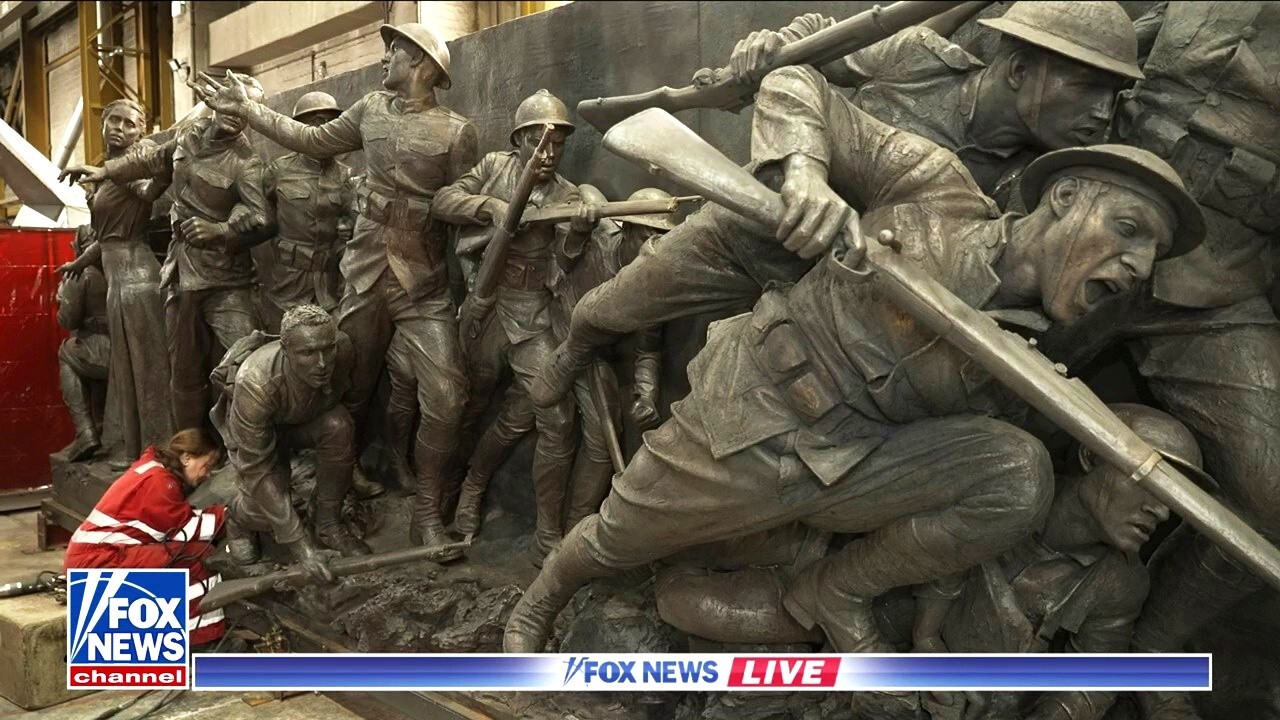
[599,108,1280,592]
[590,360,627,474]
[519,195,701,227]
[576,1,983,131]
[199,540,472,613]
[472,124,556,302]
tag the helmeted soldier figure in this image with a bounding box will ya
[190,23,479,551]
[1030,5,1280,720]
[212,304,369,571]
[504,63,1203,663]
[56,226,110,461]
[63,74,273,432]
[528,0,1144,412]
[432,89,597,559]
[259,92,355,332]
[448,185,671,538]
[656,405,1209,720]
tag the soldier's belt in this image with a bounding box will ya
[356,187,432,231]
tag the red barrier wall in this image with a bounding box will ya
[0,228,76,493]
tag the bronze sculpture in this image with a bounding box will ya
[55,226,110,461]
[61,74,272,432]
[433,89,597,559]
[528,0,1144,413]
[211,304,370,572]
[56,99,172,463]
[504,65,1201,656]
[190,23,478,552]
[258,91,355,332]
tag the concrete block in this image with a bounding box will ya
[0,592,88,710]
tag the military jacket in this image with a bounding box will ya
[248,91,477,298]
[264,153,353,272]
[105,119,268,292]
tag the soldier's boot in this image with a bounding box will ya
[563,457,613,533]
[409,424,464,561]
[452,426,520,536]
[783,561,889,654]
[60,363,100,462]
[382,391,417,491]
[223,517,261,565]
[350,466,386,500]
[171,386,208,432]
[503,536,611,652]
[1133,533,1262,653]
[529,337,595,409]
[312,461,372,557]
[530,427,577,563]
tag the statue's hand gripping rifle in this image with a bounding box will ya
[576,1,989,131]
[600,108,1280,593]
[461,124,556,343]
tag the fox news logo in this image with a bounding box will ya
[67,569,189,689]
[563,656,720,686]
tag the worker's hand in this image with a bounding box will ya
[630,392,661,432]
[59,164,107,185]
[728,29,787,85]
[187,70,253,118]
[180,217,228,249]
[570,203,600,234]
[778,153,858,260]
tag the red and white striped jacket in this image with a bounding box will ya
[65,447,229,643]
[69,448,227,548]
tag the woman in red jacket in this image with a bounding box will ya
[64,429,228,647]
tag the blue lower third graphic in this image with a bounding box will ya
[191,654,1211,692]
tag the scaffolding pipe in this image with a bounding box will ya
[52,97,82,169]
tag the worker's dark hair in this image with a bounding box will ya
[154,428,220,478]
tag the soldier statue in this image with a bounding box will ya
[56,226,110,461]
[61,74,272,432]
[432,89,597,560]
[259,91,354,332]
[191,24,478,552]
[503,66,1203,662]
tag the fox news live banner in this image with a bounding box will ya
[67,569,1211,693]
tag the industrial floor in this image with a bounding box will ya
[0,510,376,720]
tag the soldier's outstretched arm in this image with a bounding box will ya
[193,73,364,159]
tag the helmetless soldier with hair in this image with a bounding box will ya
[56,226,110,461]
[212,304,367,576]
[504,65,1204,656]
[62,74,272,432]
[432,89,597,559]
[191,24,478,550]
[530,0,1144,411]
[259,92,355,332]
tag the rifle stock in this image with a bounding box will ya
[577,1,976,131]
[600,108,1280,592]
[472,124,556,300]
[200,540,471,613]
